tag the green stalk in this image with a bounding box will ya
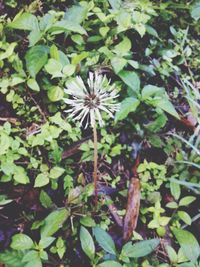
[93,121,98,206]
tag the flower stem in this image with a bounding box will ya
[93,122,98,206]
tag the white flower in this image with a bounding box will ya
[64,72,120,128]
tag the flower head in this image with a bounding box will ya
[64,72,119,128]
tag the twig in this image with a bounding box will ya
[105,196,123,227]
[27,90,47,122]
[0,117,18,124]
[93,122,98,207]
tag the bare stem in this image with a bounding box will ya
[93,122,98,206]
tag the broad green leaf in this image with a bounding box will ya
[11,234,34,250]
[27,78,40,92]
[8,12,38,31]
[191,3,200,20]
[178,211,191,225]
[111,57,127,74]
[44,59,63,78]
[118,70,140,94]
[165,245,178,263]
[0,250,25,267]
[80,226,95,260]
[13,166,29,184]
[39,237,55,249]
[22,250,40,262]
[51,20,87,35]
[142,85,165,100]
[34,173,49,187]
[49,167,65,179]
[0,132,10,155]
[62,64,76,76]
[121,239,160,258]
[0,42,17,61]
[93,227,116,255]
[179,196,196,206]
[39,190,53,208]
[64,5,88,24]
[47,86,64,102]
[108,0,122,10]
[134,23,146,37]
[98,261,123,267]
[25,45,49,77]
[113,37,131,56]
[80,216,96,227]
[115,97,140,121]
[41,208,69,238]
[156,99,180,119]
[172,228,200,262]
[170,181,181,200]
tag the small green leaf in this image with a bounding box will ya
[115,97,140,121]
[25,45,49,78]
[51,20,87,35]
[93,227,116,255]
[27,78,40,92]
[11,234,34,250]
[0,250,25,267]
[111,57,127,74]
[47,86,64,102]
[121,239,160,258]
[45,59,63,78]
[98,261,123,267]
[13,166,29,184]
[39,190,53,208]
[80,216,96,227]
[80,226,95,260]
[118,70,140,94]
[8,12,38,31]
[191,3,200,20]
[34,173,49,187]
[49,167,65,179]
[39,237,55,249]
[172,228,200,263]
[178,211,191,225]
[179,196,196,207]
[41,208,69,238]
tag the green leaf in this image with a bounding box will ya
[51,20,87,35]
[172,228,200,262]
[0,250,25,267]
[34,173,49,187]
[39,237,55,249]
[191,3,200,21]
[49,167,65,179]
[111,57,127,74]
[178,211,191,225]
[45,59,63,78]
[47,86,64,102]
[113,37,131,56]
[22,250,40,262]
[11,234,34,250]
[8,12,38,31]
[27,78,40,92]
[25,45,49,78]
[80,216,96,227]
[170,181,181,200]
[13,166,29,184]
[80,226,95,260]
[108,0,121,10]
[93,227,116,255]
[165,245,178,263]
[41,208,69,238]
[39,190,53,208]
[118,70,140,94]
[115,97,140,121]
[179,196,196,207]
[121,239,160,258]
[64,5,88,24]
[156,99,180,119]
[98,261,123,267]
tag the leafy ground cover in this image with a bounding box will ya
[0,0,200,266]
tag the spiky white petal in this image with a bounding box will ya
[63,72,119,128]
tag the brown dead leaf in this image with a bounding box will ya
[123,178,140,241]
